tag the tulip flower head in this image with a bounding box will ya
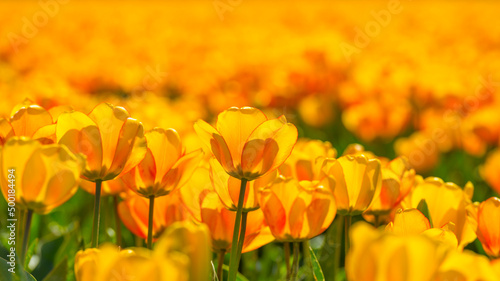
[259,175,336,242]
[194,107,298,181]
[56,103,147,182]
[329,154,382,216]
[122,128,203,198]
[476,197,500,258]
[0,137,83,214]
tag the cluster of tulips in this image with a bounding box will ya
[2,1,500,178]
[1,100,500,281]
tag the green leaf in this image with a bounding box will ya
[308,247,325,281]
[41,257,67,281]
[24,238,39,270]
[416,199,433,228]
[0,257,37,281]
[222,265,249,281]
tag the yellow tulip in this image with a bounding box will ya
[476,197,500,258]
[259,175,336,241]
[209,157,277,212]
[278,138,337,181]
[434,250,500,281]
[75,222,211,281]
[179,166,274,253]
[385,209,458,248]
[0,137,83,214]
[328,154,382,215]
[194,106,298,181]
[364,157,416,223]
[346,222,451,281]
[56,102,147,182]
[406,177,477,249]
[122,128,203,198]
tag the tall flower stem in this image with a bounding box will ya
[228,178,248,281]
[236,212,248,262]
[147,195,155,249]
[91,179,102,248]
[113,195,122,247]
[21,209,33,264]
[217,250,226,281]
[291,242,300,281]
[284,242,291,279]
[344,215,352,258]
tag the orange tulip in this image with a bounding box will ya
[476,197,500,258]
[56,102,147,182]
[209,157,277,212]
[328,154,382,215]
[118,191,190,241]
[405,177,477,249]
[394,131,440,173]
[194,106,298,181]
[364,157,416,222]
[179,166,274,253]
[122,128,203,198]
[0,137,83,214]
[481,149,500,195]
[259,175,336,241]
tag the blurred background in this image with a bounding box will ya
[1,0,500,280]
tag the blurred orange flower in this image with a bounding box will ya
[476,197,500,258]
[194,107,298,181]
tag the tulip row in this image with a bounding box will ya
[1,102,499,281]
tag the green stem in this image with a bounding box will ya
[113,195,122,247]
[236,212,248,262]
[147,196,155,250]
[21,209,33,264]
[91,180,102,248]
[291,242,300,281]
[344,215,351,258]
[217,250,226,281]
[228,178,248,281]
[284,242,291,280]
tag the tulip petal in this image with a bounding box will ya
[88,103,130,175]
[161,149,203,193]
[146,128,182,183]
[107,118,147,180]
[32,124,57,144]
[241,116,298,179]
[388,209,430,235]
[0,118,15,145]
[56,111,103,180]
[194,119,235,176]
[10,105,53,137]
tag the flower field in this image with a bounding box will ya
[1,0,500,280]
